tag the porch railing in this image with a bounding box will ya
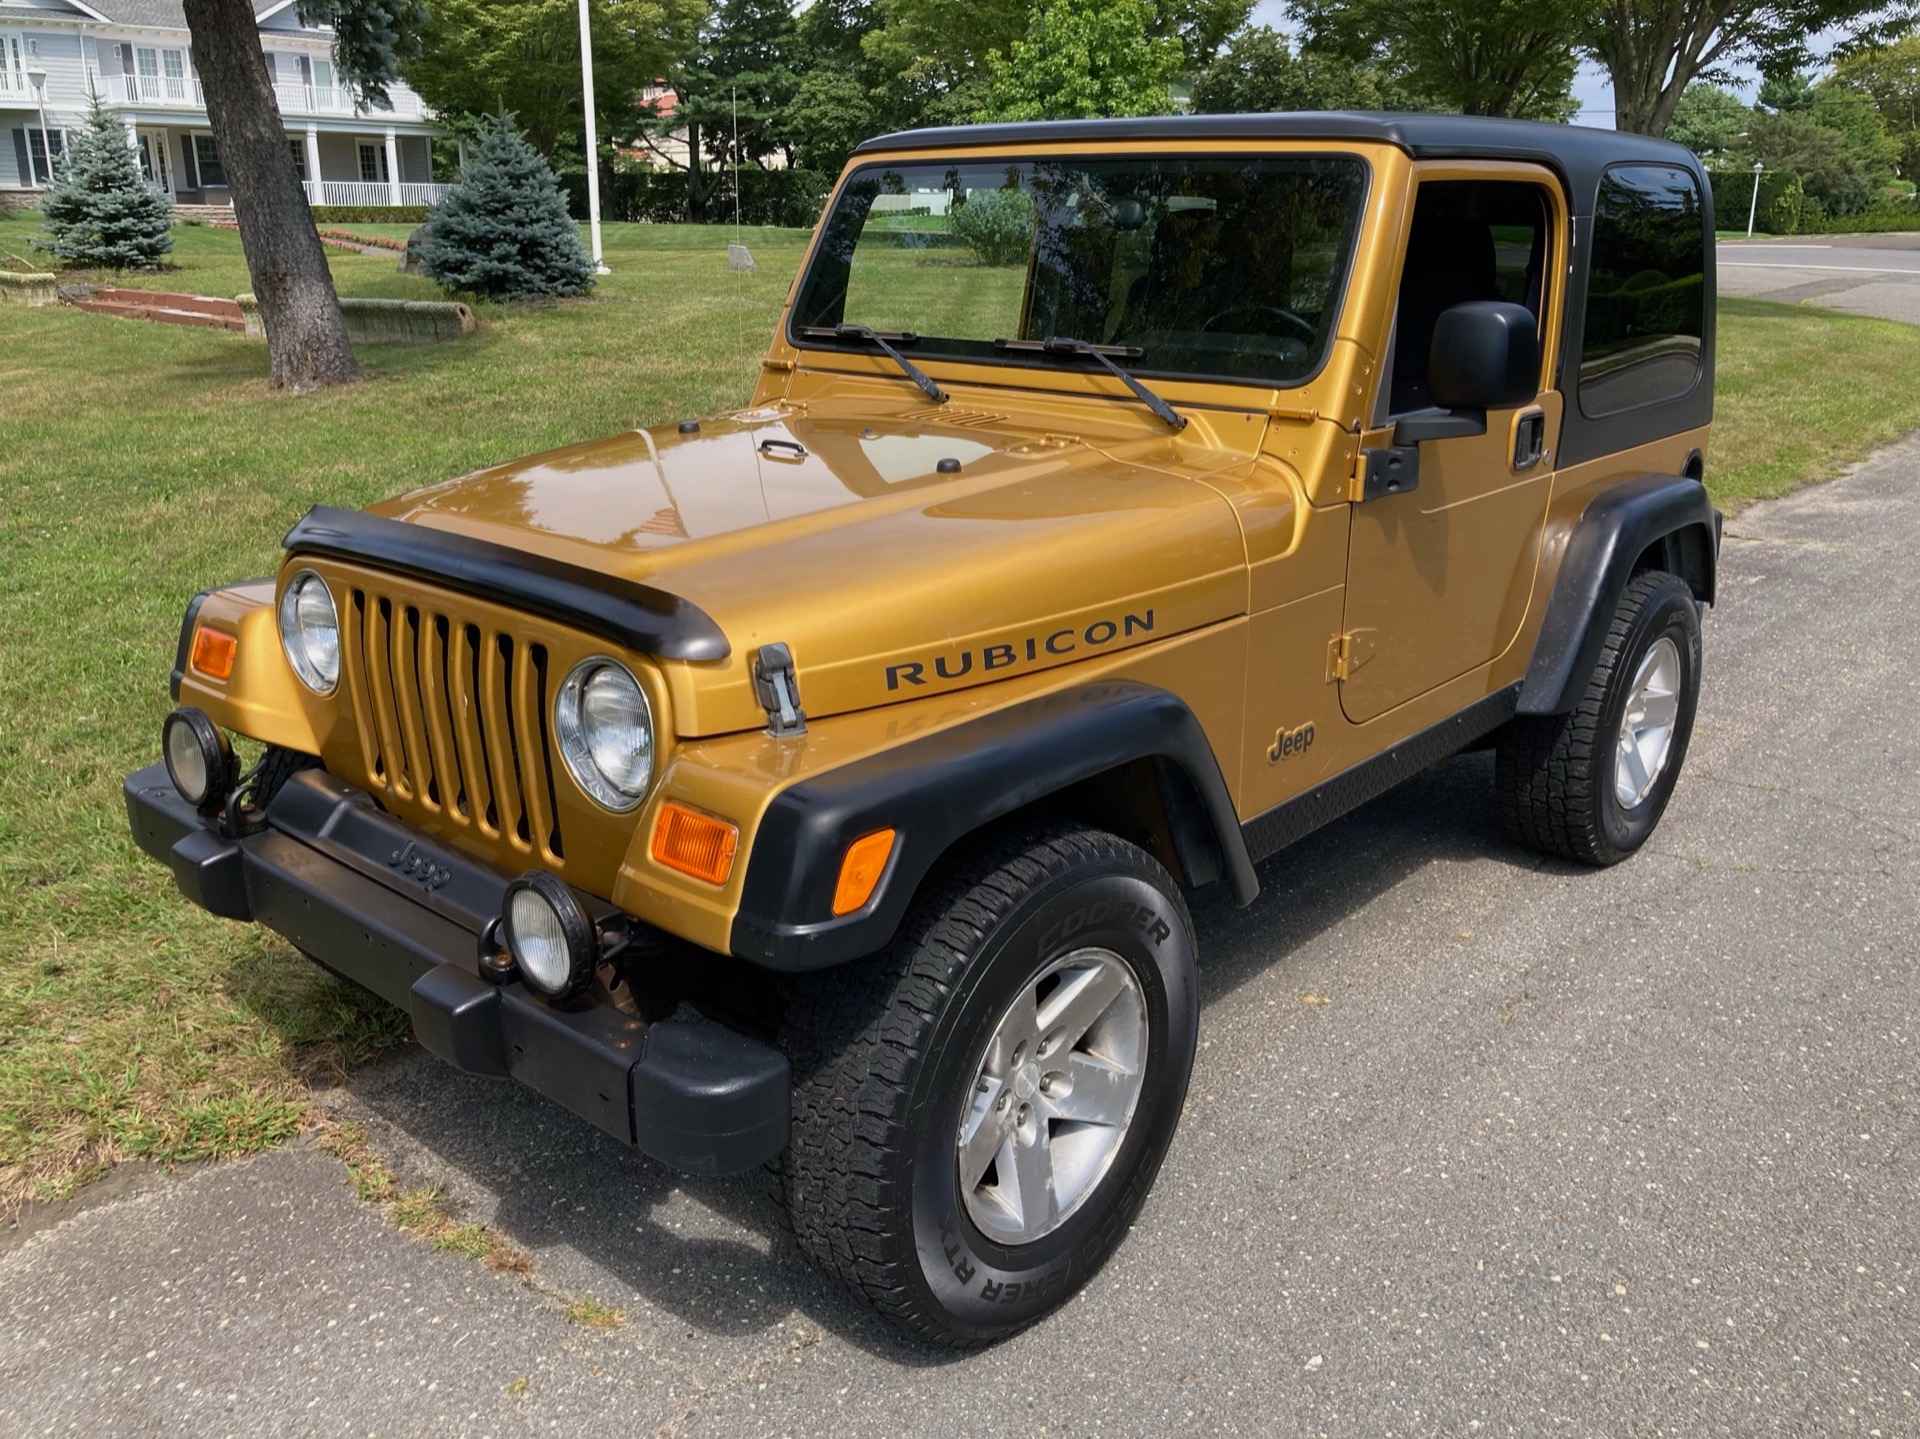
[303,181,447,207]
[85,69,430,120]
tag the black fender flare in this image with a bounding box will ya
[1517,473,1720,716]
[727,681,1257,972]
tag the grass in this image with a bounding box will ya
[0,209,1914,1209]
[0,210,806,1208]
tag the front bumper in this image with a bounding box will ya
[123,762,790,1175]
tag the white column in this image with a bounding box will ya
[383,125,400,206]
[304,124,322,206]
[121,115,137,147]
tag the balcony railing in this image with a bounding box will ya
[303,180,447,207]
[86,69,430,120]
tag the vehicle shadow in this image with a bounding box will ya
[329,749,1548,1364]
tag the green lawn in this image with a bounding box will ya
[2,213,1917,1206]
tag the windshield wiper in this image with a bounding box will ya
[799,324,947,404]
[995,336,1187,432]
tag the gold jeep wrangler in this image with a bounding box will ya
[128,114,1719,1345]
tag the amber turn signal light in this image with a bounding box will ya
[189,626,238,682]
[651,802,739,886]
[832,829,897,917]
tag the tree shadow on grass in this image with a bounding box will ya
[258,750,1558,1364]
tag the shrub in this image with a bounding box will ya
[949,188,1036,266]
[309,205,431,224]
[33,94,172,269]
[421,115,593,301]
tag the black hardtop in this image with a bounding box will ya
[852,112,1705,216]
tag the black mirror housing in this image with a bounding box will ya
[1429,301,1541,412]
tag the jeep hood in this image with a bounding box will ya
[368,403,1257,735]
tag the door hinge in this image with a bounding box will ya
[1327,630,1375,683]
[752,642,807,737]
[1351,444,1419,502]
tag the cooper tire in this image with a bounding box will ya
[776,824,1198,1346]
[1497,570,1702,865]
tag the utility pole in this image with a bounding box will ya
[577,0,609,275]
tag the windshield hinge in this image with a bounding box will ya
[752,643,807,737]
[1266,405,1320,424]
[1326,630,1375,683]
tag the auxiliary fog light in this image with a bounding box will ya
[501,871,597,1000]
[163,706,235,810]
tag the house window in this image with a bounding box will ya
[24,127,66,182]
[3,34,25,96]
[194,133,225,187]
[289,137,305,181]
[357,142,389,184]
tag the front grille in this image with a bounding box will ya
[342,586,565,867]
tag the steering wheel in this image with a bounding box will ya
[1201,304,1318,343]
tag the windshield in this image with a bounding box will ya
[790,153,1369,387]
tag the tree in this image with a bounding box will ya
[1191,25,1397,113]
[1756,70,1817,112]
[34,94,173,269]
[985,0,1185,120]
[403,0,701,159]
[421,114,595,298]
[684,0,800,171]
[1290,0,1584,120]
[1738,107,1880,213]
[781,0,888,173]
[1829,33,1920,176]
[1580,0,1918,138]
[1812,76,1902,176]
[180,0,419,391]
[1663,82,1751,158]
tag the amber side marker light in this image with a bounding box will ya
[651,802,739,886]
[832,829,897,917]
[189,626,238,682]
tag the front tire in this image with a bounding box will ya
[1497,570,1702,865]
[777,825,1198,1346]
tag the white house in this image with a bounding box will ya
[1,0,444,208]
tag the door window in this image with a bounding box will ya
[1578,165,1706,418]
[1383,180,1553,417]
[358,142,389,183]
[289,138,306,181]
[162,48,185,98]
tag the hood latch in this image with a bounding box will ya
[753,643,807,738]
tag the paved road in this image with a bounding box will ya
[5,442,1918,1438]
[1719,234,1920,323]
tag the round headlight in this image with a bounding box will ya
[278,568,340,694]
[555,658,654,811]
[502,871,596,999]
[162,705,234,809]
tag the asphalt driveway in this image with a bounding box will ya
[4,439,1917,1438]
[1719,234,1920,324]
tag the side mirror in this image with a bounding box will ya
[1429,300,1540,411]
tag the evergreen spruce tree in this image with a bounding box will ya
[421,114,594,301]
[35,95,173,270]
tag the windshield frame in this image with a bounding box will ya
[785,148,1375,397]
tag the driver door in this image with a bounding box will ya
[1339,170,1565,724]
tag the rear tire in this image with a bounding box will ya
[1497,570,1701,865]
[776,824,1198,1346]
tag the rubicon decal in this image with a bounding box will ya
[885,611,1156,690]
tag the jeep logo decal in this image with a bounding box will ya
[885,610,1155,690]
[387,841,452,892]
[1267,722,1315,763]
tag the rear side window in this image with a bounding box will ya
[1579,165,1705,418]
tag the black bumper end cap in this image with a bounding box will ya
[409,963,510,1078]
[170,828,250,920]
[631,1023,791,1176]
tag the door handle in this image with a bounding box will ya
[1512,408,1546,471]
[758,438,808,462]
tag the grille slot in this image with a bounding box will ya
[345,586,563,866]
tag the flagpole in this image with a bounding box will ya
[578,0,609,274]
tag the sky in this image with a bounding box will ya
[1243,0,1822,129]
